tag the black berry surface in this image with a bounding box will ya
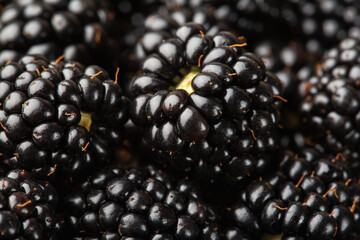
[63,164,221,239]
[0,55,130,178]
[0,168,64,239]
[300,37,360,174]
[130,22,284,183]
[0,0,121,70]
[224,148,360,239]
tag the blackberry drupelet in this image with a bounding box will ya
[300,37,360,173]
[64,165,221,239]
[130,23,284,183]
[0,0,119,68]
[0,55,130,177]
[224,148,360,240]
[0,169,64,239]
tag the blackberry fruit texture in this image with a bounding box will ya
[0,169,64,239]
[0,55,130,177]
[64,165,221,239]
[134,3,233,65]
[224,148,360,240]
[300,37,360,173]
[0,0,119,68]
[118,1,235,97]
[130,23,285,183]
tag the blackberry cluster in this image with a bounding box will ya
[64,165,220,239]
[0,55,129,177]
[300,37,360,173]
[0,169,63,239]
[224,149,360,240]
[130,22,284,182]
[0,0,119,68]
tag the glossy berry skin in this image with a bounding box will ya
[0,0,123,70]
[134,2,234,63]
[225,149,360,239]
[300,38,360,174]
[0,169,63,239]
[0,55,129,177]
[64,165,220,239]
[306,212,337,240]
[130,22,284,183]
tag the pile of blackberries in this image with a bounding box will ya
[0,0,359,239]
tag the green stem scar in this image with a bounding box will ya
[174,67,201,94]
[79,112,92,131]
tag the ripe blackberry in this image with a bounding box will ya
[224,149,360,239]
[130,23,284,183]
[0,0,119,69]
[0,55,129,177]
[0,168,64,239]
[300,37,360,173]
[64,165,221,239]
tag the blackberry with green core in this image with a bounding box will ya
[64,164,221,239]
[130,22,285,183]
[0,0,119,69]
[300,37,360,174]
[0,168,64,239]
[0,55,130,178]
[224,148,360,240]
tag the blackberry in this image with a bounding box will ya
[0,0,119,69]
[0,55,130,177]
[64,165,221,239]
[0,168,64,239]
[300,37,360,173]
[130,23,284,183]
[224,149,360,239]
